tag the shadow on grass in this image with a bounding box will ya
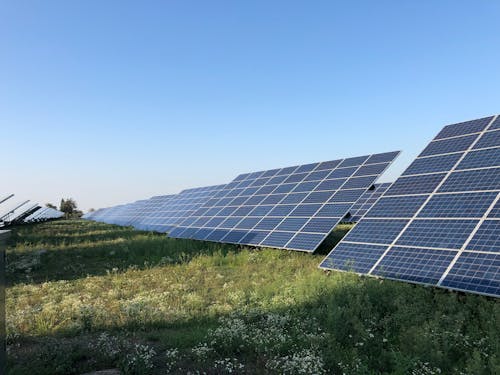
[7,270,499,375]
[6,232,240,287]
[6,221,351,287]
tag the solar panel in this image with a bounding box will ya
[0,200,31,222]
[0,194,14,205]
[346,183,392,222]
[132,195,175,230]
[137,185,226,233]
[8,203,40,224]
[320,115,500,298]
[24,207,64,222]
[169,151,400,252]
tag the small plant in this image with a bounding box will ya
[120,344,156,375]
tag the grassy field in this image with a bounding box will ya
[6,220,500,374]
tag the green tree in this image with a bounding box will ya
[60,198,82,218]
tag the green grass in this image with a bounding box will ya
[6,220,500,374]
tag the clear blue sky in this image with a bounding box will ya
[2,1,499,211]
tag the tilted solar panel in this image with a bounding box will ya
[320,115,500,298]
[131,195,175,230]
[135,185,226,233]
[346,183,392,222]
[169,151,400,252]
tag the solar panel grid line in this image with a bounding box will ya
[324,240,493,253]
[437,191,500,285]
[369,189,500,200]
[367,115,498,275]
[398,164,500,179]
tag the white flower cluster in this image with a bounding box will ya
[164,348,180,372]
[192,342,213,360]
[191,311,328,372]
[213,357,245,374]
[92,332,122,360]
[123,344,156,373]
[411,361,442,375]
[266,348,326,374]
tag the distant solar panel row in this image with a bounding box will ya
[320,115,500,298]
[1,194,63,227]
[84,152,399,253]
[169,152,399,252]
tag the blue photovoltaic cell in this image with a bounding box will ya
[442,252,500,296]
[354,163,388,176]
[280,193,308,204]
[457,148,500,170]
[289,204,323,217]
[303,191,336,203]
[314,179,346,191]
[465,220,500,253]
[302,218,341,234]
[438,168,500,192]
[329,189,365,202]
[236,217,261,229]
[434,116,493,140]
[205,229,230,241]
[343,176,377,189]
[276,218,309,231]
[338,155,369,167]
[319,115,500,297]
[286,233,326,251]
[396,219,479,249]
[267,205,295,217]
[223,230,248,243]
[260,231,295,247]
[192,228,216,240]
[343,219,410,244]
[473,130,500,149]
[319,243,388,273]
[316,203,353,217]
[490,117,500,130]
[365,151,401,164]
[418,192,497,218]
[402,154,462,176]
[316,159,342,170]
[366,195,428,218]
[255,217,283,230]
[419,135,477,157]
[169,152,399,252]
[238,230,270,244]
[372,247,457,284]
[386,174,446,196]
[488,200,500,218]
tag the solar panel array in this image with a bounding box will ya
[24,207,64,222]
[132,195,176,230]
[0,194,14,206]
[85,185,227,233]
[0,196,64,227]
[138,185,226,233]
[346,183,392,222]
[168,152,400,252]
[320,115,500,298]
